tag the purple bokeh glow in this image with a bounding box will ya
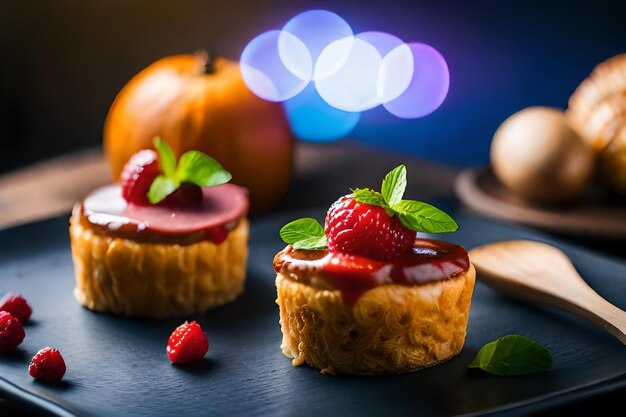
[240,30,310,102]
[357,31,403,57]
[281,10,353,75]
[315,37,382,112]
[240,10,450,135]
[356,32,415,104]
[383,43,450,119]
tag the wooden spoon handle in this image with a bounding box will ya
[478,269,626,345]
[577,291,626,345]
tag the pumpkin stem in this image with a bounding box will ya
[194,50,214,74]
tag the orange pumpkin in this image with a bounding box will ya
[104,52,293,213]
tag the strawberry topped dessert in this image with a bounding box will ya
[70,138,249,318]
[274,165,476,375]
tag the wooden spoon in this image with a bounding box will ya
[469,240,626,345]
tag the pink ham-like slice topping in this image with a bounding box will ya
[81,184,248,242]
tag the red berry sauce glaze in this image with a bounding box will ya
[77,183,248,245]
[274,239,470,304]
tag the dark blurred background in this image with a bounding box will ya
[1,0,625,173]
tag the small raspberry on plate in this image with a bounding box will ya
[167,321,209,364]
[0,293,32,324]
[29,347,66,383]
[325,196,415,261]
[0,311,26,352]
[120,149,160,205]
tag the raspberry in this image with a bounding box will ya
[166,321,209,364]
[29,347,66,383]
[121,149,204,207]
[0,311,25,351]
[0,293,32,324]
[120,149,160,205]
[160,184,203,208]
[325,196,415,261]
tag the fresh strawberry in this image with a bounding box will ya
[29,347,66,383]
[325,196,415,261]
[120,149,160,205]
[166,321,209,364]
[0,311,25,351]
[0,293,32,324]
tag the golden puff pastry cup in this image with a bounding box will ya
[70,184,249,319]
[274,243,476,375]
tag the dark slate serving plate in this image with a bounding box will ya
[0,209,624,417]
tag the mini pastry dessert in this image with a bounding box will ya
[70,138,249,318]
[274,165,475,375]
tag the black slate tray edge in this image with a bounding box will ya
[0,378,75,417]
[461,375,626,417]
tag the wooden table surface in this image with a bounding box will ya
[0,142,623,416]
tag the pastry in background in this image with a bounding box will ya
[70,138,249,318]
[491,107,595,204]
[568,54,626,195]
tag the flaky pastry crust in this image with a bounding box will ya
[276,264,475,375]
[567,54,626,193]
[70,207,248,318]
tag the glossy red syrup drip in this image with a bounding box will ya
[276,239,469,304]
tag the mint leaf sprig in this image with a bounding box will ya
[147,137,232,204]
[353,165,458,233]
[279,165,459,251]
[279,218,327,250]
[469,334,553,376]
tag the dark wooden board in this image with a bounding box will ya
[0,210,625,417]
[455,167,626,239]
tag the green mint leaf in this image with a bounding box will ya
[292,235,328,251]
[469,335,553,376]
[147,175,179,204]
[153,137,177,178]
[391,199,458,233]
[381,165,407,206]
[177,150,232,187]
[353,188,387,208]
[279,218,327,250]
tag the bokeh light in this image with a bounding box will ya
[281,10,353,78]
[357,31,403,57]
[277,30,313,81]
[378,43,414,103]
[356,32,414,104]
[383,43,450,119]
[240,30,310,102]
[240,10,450,130]
[315,37,382,112]
[283,83,360,142]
